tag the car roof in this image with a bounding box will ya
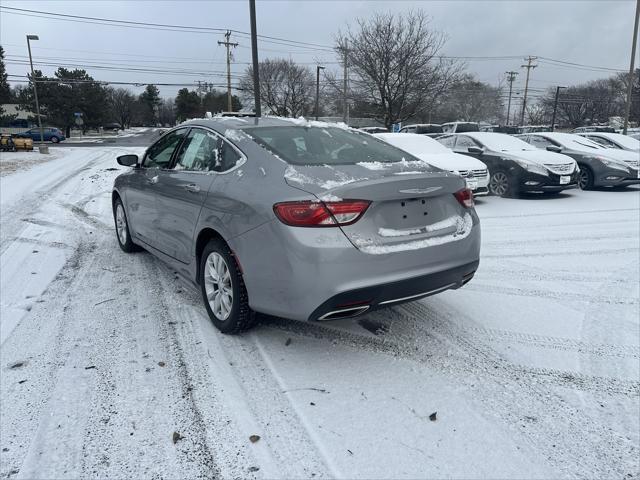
[451,131,507,142]
[180,116,346,134]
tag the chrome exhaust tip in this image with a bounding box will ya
[317,305,370,321]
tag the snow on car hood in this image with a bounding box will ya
[413,152,487,172]
[510,149,575,166]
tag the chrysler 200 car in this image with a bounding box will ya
[112,118,481,333]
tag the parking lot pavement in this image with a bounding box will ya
[0,148,638,479]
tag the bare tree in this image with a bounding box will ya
[432,74,502,123]
[335,10,461,129]
[526,103,549,125]
[540,71,638,127]
[240,59,314,117]
[107,87,136,129]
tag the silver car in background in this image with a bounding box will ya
[112,118,480,333]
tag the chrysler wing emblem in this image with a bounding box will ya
[398,187,442,194]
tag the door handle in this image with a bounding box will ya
[147,175,159,185]
[184,183,200,193]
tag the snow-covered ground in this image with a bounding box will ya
[0,148,638,479]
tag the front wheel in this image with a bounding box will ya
[578,166,594,190]
[489,170,514,197]
[113,198,140,253]
[199,239,255,334]
[50,136,60,143]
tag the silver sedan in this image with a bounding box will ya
[112,117,481,333]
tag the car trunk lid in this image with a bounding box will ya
[284,163,472,253]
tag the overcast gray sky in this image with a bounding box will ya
[0,0,636,101]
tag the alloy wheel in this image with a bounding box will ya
[115,204,128,245]
[578,169,589,190]
[204,252,233,321]
[489,172,509,196]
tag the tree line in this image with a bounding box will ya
[1,9,638,131]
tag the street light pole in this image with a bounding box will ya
[26,35,44,143]
[622,0,640,135]
[315,65,325,120]
[551,86,566,132]
[249,0,261,121]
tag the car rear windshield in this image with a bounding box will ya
[243,125,425,166]
[454,123,479,133]
[416,125,443,134]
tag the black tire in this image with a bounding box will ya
[113,197,140,253]
[50,136,60,143]
[489,170,514,197]
[578,165,594,190]
[199,238,255,334]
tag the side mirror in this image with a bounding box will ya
[546,145,562,153]
[467,146,484,154]
[117,154,139,167]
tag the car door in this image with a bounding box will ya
[152,127,224,262]
[125,128,188,249]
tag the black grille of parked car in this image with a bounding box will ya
[544,163,574,174]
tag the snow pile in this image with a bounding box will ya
[357,161,390,170]
[224,129,246,142]
[273,116,350,130]
[284,166,317,186]
[356,213,473,254]
[318,193,342,202]
[284,165,367,190]
[0,149,66,176]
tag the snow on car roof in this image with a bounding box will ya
[374,132,450,154]
[459,131,537,151]
[530,132,605,150]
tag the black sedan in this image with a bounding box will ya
[437,132,579,197]
[517,133,639,190]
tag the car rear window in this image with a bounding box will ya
[243,125,427,166]
[416,125,443,134]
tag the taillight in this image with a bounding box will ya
[454,188,474,208]
[273,200,370,227]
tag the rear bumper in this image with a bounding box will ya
[230,214,481,321]
[308,260,479,321]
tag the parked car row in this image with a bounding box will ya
[372,128,639,197]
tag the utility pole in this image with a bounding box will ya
[315,65,325,120]
[341,40,349,124]
[623,0,640,134]
[26,35,44,144]
[249,0,261,119]
[550,86,566,131]
[505,71,518,126]
[218,31,238,112]
[520,56,537,126]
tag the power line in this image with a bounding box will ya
[0,6,335,52]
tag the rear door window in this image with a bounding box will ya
[174,128,218,171]
[144,128,187,169]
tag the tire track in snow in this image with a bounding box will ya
[151,265,337,479]
[261,303,639,479]
[462,283,638,306]
[0,150,112,256]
